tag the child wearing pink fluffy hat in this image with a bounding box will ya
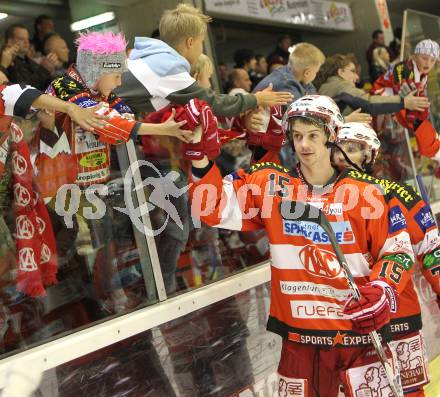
[37,31,190,196]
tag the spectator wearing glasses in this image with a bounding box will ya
[315,54,427,120]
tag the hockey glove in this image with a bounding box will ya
[414,119,440,161]
[143,99,221,160]
[181,100,220,160]
[245,106,285,152]
[343,280,398,334]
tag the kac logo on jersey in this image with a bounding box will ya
[415,206,435,233]
[389,206,406,234]
[299,244,342,279]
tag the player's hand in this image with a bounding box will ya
[244,107,265,131]
[343,280,398,334]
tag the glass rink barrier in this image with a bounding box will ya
[28,286,280,397]
[1,279,439,397]
[1,9,440,397]
[397,10,440,208]
[0,117,162,359]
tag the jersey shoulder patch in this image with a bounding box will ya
[345,169,381,185]
[344,169,388,197]
[346,170,420,209]
[247,161,289,175]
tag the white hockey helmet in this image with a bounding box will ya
[282,95,345,140]
[336,122,381,164]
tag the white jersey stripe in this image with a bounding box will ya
[378,231,415,261]
[270,243,371,277]
[213,179,243,230]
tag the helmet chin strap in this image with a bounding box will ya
[331,142,365,173]
[362,158,375,174]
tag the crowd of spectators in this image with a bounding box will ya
[0,16,72,89]
[206,28,406,108]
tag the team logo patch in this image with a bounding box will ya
[41,243,51,264]
[389,206,406,234]
[36,216,46,234]
[345,360,398,397]
[13,183,31,207]
[415,206,435,232]
[10,124,23,143]
[278,375,308,397]
[299,244,342,279]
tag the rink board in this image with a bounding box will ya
[30,269,440,397]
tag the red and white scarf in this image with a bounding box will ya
[0,121,58,296]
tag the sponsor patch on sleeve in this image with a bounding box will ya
[414,206,436,233]
[422,247,440,270]
[389,206,407,234]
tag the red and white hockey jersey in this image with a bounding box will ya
[354,172,440,335]
[190,162,415,347]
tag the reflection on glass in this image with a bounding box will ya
[372,115,415,183]
[0,115,157,359]
[38,284,280,397]
[137,132,270,297]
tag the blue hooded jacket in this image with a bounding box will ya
[115,37,256,115]
[253,65,316,102]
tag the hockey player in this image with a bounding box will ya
[372,39,438,131]
[333,122,440,396]
[189,94,415,396]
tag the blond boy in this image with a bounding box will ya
[116,4,291,115]
[254,42,325,101]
